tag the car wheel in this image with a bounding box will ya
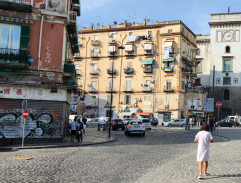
[149,128,151,130]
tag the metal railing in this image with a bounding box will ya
[69,11,77,23]
[0,0,32,5]
[0,48,29,65]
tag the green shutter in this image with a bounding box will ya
[20,25,30,49]
[19,25,30,64]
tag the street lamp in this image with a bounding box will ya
[108,42,124,138]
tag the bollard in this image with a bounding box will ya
[103,124,106,131]
[98,124,100,131]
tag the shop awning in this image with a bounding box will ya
[162,58,176,62]
[135,112,152,116]
[141,59,155,65]
[119,112,133,117]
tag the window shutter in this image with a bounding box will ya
[20,25,30,50]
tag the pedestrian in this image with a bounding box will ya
[76,119,83,142]
[82,117,87,133]
[194,123,214,179]
[209,118,214,132]
[71,117,77,142]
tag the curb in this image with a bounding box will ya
[0,136,118,150]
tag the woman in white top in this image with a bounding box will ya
[194,123,214,179]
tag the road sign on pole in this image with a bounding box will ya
[22,109,29,147]
[216,101,222,108]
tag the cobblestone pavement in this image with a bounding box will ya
[0,126,240,183]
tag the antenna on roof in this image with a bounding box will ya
[228,6,230,13]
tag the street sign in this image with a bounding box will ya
[216,101,222,108]
[23,109,29,119]
[203,98,214,112]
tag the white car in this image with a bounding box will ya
[140,118,152,130]
[87,118,106,127]
[125,121,145,136]
[163,119,186,127]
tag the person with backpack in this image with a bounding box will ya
[77,119,83,142]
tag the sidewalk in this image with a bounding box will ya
[0,127,117,150]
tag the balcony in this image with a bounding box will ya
[124,68,134,74]
[143,67,153,73]
[123,87,133,93]
[0,0,32,13]
[106,87,117,93]
[90,53,99,58]
[108,51,117,57]
[88,88,98,93]
[107,69,117,75]
[91,40,101,45]
[125,50,135,56]
[72,0,80,4]
[73,4,80,16]
[0,48,30,68]
[40,71,64,84]
[182,67,193,75]
[164,66,174,72]
[144,50,154,55]
[164,87,174,92]
[142,85,152,92]
[90,71,98,75]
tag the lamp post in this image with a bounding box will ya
[108,42,125,138]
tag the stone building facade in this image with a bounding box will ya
[75,20,200,122]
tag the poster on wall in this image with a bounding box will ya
[48,0,66,13]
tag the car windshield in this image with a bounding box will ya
[130,121,142,125]
[113,119,123,122]
[142,119,150,123]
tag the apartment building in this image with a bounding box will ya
[197,12,241,119]
[0,0,80,141]
[75,20,198,121]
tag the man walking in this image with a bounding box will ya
[71,117,77,142]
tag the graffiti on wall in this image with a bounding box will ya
[0,107,61,139]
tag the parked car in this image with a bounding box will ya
[125,120,145,136]
[87,118,106,127]
[140,118,152,130]
[163,119,186,127]
[216,119,235,127]
[123,118,133,125]
[149,118,158,126]
[112,119,125,130]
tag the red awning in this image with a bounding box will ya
[135,112,152,116]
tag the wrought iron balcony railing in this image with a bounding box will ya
[0,48,29,65]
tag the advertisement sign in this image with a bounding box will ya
[203,98,214,112]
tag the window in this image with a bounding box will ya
[166,80,172,90]
[143,95,151,105]
[125,95,131,105]
[181,81,185,89]
[168,29,172,34]
[107,95,113,105]
[89,96,96,105]
[0,24,21,50]
[92,63,97,73]
[108,78,114,90]
[224,89,230,100]
[92,48,99,57]
[94,35,98,41]
[223,59,231,71]
[125,79,132,90]
[234,78,238,84]
[223,77,231,85]
[195,78,201,86]
[146,80,151,87]
[196,62,202,73]
[148,31,152,39]
[196,49,200,56]
[225,46,230,53]
[91,81,97,90]
[181,27,184,34]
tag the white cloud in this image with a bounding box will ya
[82,0,118,12]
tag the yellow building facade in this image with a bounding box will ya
[74,20,197,121]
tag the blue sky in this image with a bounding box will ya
[78,0,240,35]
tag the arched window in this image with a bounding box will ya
[224,89,230,100]
[225,46,230,53]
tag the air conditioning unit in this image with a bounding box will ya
[88,84,92,87]
[150,80,155,83]
[134,103,137,107]
[141,84,147,87]
[165,104,169,109]
[119,101,123,104]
